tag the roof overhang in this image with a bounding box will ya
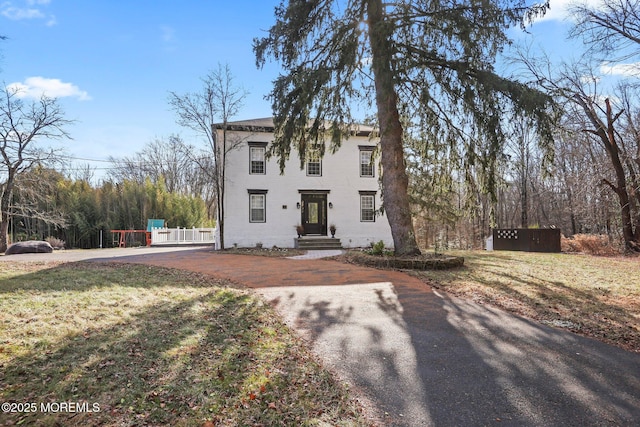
[214,117,377,137]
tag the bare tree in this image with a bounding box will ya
[0,85,73,252]
[520,56,640,250]
[10,166,67,240]
[70,162,97,184]
[109,135,217,217]
[110,135,194,192]
[168,64,247,249]
[569,0,640,62]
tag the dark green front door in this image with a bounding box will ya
[301,194,327,235]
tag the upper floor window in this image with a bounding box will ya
[359,147,374,177]
[306,149,322,176]
[249,142,267,175]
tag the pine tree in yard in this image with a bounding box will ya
[254,0,557,256]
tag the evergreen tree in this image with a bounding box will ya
[254,0,556,255]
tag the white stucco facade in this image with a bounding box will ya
[215,118,393,249]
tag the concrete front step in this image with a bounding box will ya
[295,237,342,250]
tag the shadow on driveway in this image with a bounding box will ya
[91,248,640,426]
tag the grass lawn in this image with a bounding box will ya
[409,250,640,353]
[0,262,369,426]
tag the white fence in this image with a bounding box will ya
[150,227,216,246]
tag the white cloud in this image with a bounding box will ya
[7,77,91,101]
[536,0,605,23]
[1,5,44,20]
[600,62,640,77]
[161,26,175,42]
[1,0,55,25]
[45,13,55,26]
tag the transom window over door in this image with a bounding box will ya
[359,147,374,177]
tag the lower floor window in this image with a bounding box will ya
[360,193,375,222]
[249,193,266,222]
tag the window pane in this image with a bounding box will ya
[307,150,321,176]
[308,202,319,223]
[250,194,265,222]
[361,195,375,222]
[307,161,321,176]
[251,147,264,161]
[250,147,265,174]
[251,161,264,174]
[251,209,265,222]
[250,195,264,209]
[360,150,373,177]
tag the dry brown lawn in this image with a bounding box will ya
[408,250,640,353]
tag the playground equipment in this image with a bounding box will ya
[111,229,151,248]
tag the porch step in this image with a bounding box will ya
[295,237,343,250]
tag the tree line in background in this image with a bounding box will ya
[1,1,639,253]
[10,165,212,249]
[406,0,640,252]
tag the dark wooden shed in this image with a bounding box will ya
[492,228,561,253]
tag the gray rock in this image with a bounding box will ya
[5,241,54,255]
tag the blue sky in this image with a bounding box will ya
[1,0,281,176]
[0,0,629,179]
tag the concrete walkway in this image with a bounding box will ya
[286,249,344,259]
[6,247,638,425]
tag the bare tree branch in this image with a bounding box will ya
[168,63,248,249]
[0,85,73,251]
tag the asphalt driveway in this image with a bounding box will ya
[5,246,639,426]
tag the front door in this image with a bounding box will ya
[301,194,327,235]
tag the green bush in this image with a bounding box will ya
[370,240,385,256]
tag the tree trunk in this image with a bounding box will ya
[585,98,639,251]
[520,139,529,228]
[0,177,14,253]
[520,181,528,228]
[558,154,578,234]
[604,99,637,251]
[0,214,9,253]
[366,0,421,256]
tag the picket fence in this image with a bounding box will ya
[150,227,216,246]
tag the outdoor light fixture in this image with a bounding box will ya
[329,202,333,209]
[296,202,301,209]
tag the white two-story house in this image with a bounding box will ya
[215,117,393,249]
